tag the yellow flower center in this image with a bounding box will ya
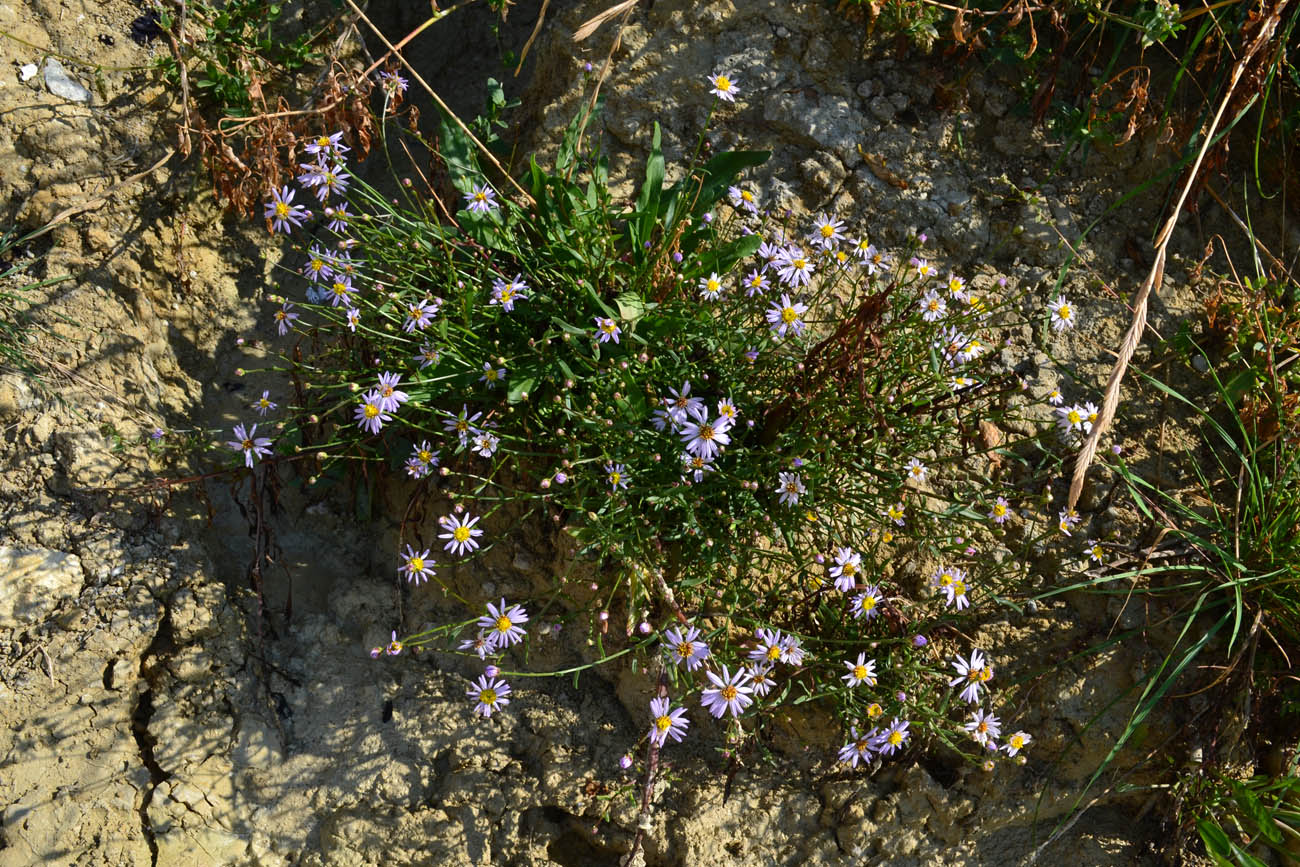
[419,450,432,463]
[861,595,877,611]
[409,556,424,572]
[454,526,472,543]
[707,279,720,293]
[993,504,1007,516]
[1059,305,1071,319]
[474,191,488,202]
[741,190,754,202]
[241,439,253,450]
[495,614,511,633]
[1010,734,1025,749]
[867,703,882,718]
[781,307,798,324]
[888,731,903,746]
[953,580,966,596]
[792,258,806,270]
[485,369,498,381]
[275,202,290,218]
[721,685,737,702]
[715,76,732,91]
[1067,410,1081,425]
[609,472,621,486]
[699,424,715,441]
[853,665,867,679]
[820,224,835,238]
[843,562,857,576]
[655,715,672,733]
[363,405,379,419]
[479,687,497,705]
[766,645,781,661]
[677,642,693,659]
[317,136,331,147]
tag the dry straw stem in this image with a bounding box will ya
[1202,182,1288,274]
[342,0,534,206]
[1065,0,1292,512]
[571,0,639,159]
[514,0,552,75]
[21,148,178,245]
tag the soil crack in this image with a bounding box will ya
[130,600,175,867]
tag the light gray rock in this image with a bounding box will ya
[763,91,866,166]
[43,59,91,104]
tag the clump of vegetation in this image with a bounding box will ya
[215,58,1127,791]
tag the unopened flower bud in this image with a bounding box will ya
[484,665,500,678]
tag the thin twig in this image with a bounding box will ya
[1066,0,1291,511]
[342,0,534,206]
[20,148,178,245]
[1203,183,1288,274]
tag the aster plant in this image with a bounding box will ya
[238,77,1107,777]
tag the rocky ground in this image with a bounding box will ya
[0,0,1288,865]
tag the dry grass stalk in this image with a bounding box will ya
[343,0,535,206]
[1065,0,1293,512]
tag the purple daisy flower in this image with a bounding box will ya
[649,697,690,747]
